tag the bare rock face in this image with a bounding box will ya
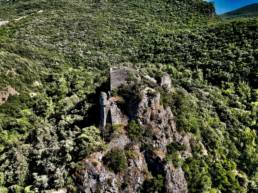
[0,20,9,27]
[78,68,193,193]
[121,145,148,193]
[165,165,188,193]
[110,67,136,91]
[136,87,192,155]
[75,146,148,193]
[108,134,130,151]
[76,153,119,193]
[143,75,157,85]
[160,73,172,90]
[136,87,190,193]
[137,88,175,151]
[110,101,128,126]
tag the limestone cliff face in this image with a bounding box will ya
[75,145,148,193]
[74,70,193,193]
[136,87,190,193]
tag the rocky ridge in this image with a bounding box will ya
[74,68,198,193]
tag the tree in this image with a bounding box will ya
[103,149,128,174]
[77,126,105,158]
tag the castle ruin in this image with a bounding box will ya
[99,67,171,133]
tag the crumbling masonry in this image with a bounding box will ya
[99,67,133,132]
[99,67,172,134]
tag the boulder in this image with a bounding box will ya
[0,86,18,105]
[160,73,172,90]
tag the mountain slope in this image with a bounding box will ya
[0,0,257,193]
[222,3,258,18]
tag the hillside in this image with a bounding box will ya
[222,3,258,18]
[0,0,257,193]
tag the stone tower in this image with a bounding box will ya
[99,67,133,132]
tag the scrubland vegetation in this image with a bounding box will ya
[0,0,257,192]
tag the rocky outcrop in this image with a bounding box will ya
[0,86,18,105]
[75,145,148,193]
[77,68,192,193]
[110,67,136,91]
[160,73,172,90]
[137,88,174,151]
[107,134,130,151]
[137,87,191,154]
[110,101,128,126]
[122,145,148,193]
[0,20,9,27]
[137,87,189,193]
[76,152,119,193]
[165,165,188,193]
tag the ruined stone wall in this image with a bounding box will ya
[100,68,172,132]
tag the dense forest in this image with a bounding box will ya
[0,0,257,193]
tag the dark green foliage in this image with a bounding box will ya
[141,175,165,193]
[183,156,248,193]
[167,142,186,154]
[103,149,128,174]
[165,152,183,168]
[77,126,105,158]
[127,120,144,142]
[183,157,213,192]
[211,160,245,192]
[0,0,257,192]
[170,89,201,133]
[166,142,186,167]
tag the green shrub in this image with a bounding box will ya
[141,175,165,193]
[77,126,105,158]
[0,187,8,193]
[125,150,138,160]
[127,120,144,142]
[167,142,186,154]
[103,149,128,174]
[9,185,24,193]
[24,186,34,193]
[0,0,257,192]
[171,89,201,133]
[165,152,183,167]
[183,158,213,193]
[0,172,4,186]
[110,124,125,139]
